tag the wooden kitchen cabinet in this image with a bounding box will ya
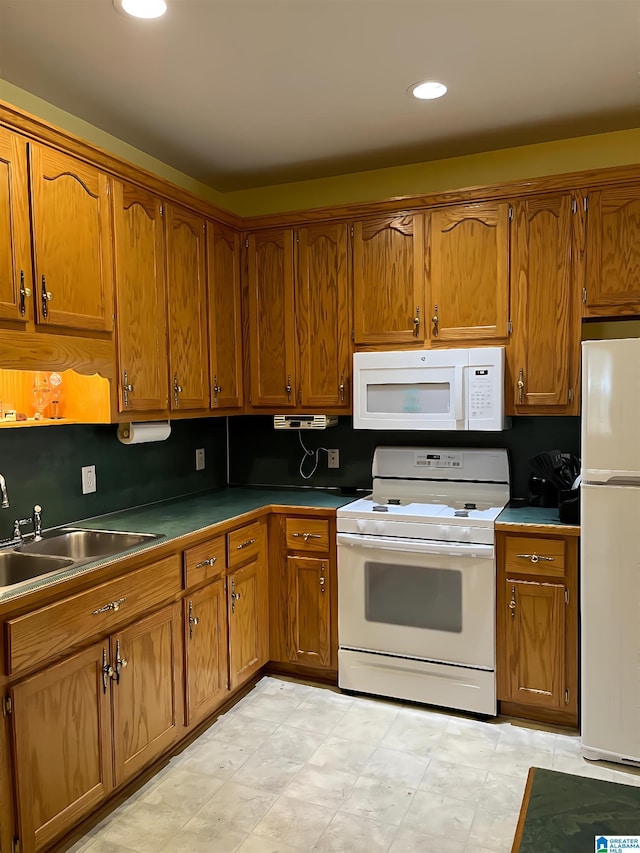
[29,144,114,333]
[207,221,244,410]
[0,128,31,324]
[584,184,640,316]
[246,228,296,408]
[165,202,209,411]
[497,530,578,726]
[352,212,425,346]
[10,641,113,853]
[287,556,331,668]
[184,578,228,727]
[112,181,168,414]
[509,193,582,414]
[429,201,510,342]
[227,520,269,690]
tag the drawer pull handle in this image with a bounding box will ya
[291,532,322,541]
[516,553,554,564]
[236,538,255,550]
[93,597,126,615]
[195,557,217,568]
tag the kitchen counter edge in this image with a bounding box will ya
[496,506,580,537]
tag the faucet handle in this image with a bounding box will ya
[33,504,43,540]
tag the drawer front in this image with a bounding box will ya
[504,536,566,578]
[286,518,330,553]
[184,536,225,589]
[6,554,182,675]
[227,520,266,569]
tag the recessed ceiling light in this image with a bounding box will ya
[114,0,167,19]
[409,81,448,100]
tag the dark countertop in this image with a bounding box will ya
[0,487,354,602]
[497,505,580,537]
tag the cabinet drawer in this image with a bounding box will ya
[504,536,566,577]
[286,518,330,553]
[184,536,225,589]
[6,554,182,675]
[227,520,266,569]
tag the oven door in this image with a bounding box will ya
[337,532,495,669]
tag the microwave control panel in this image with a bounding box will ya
[468,367,495,420]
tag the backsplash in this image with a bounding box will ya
[0,418,227,534]
[228,415,581,499]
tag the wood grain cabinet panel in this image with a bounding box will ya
[228,555,268,691]
[112,602,183,786]
[207,222,243,410]
[296,222,350,408]
[183,535,225,590]
[0,129,31,324]
[287,556,331,668]
[29,144,114,333]
[227,519,267,569]
[353,213,425,346]
[112,181,168,413]
[247,228,296,407]
[10,642,113,853]
[585,184,640,316]
[510,194,580,413]
[184,579,228,727]
[429,202,510,342]
[165,202,209,410]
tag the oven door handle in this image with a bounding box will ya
[336,532,494,559]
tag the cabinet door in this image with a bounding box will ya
[247,228,296,407]
[207,222,243,409]
[165,203,209,410]
[29,144,114,332]
[585,185,640,316]
[353,213,424,345]
[112,181,168,413]
[287,556,331,668]
[0,129,31,323]
[510,194,576,410]
[504,579,565,710]
[228,558,268,690]
[297,223,350,408]
[11,642,112,853]
[112,603,183,787]
[430,202,509,341]
[184,579,228,727]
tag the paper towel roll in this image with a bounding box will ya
[117,421,171,445]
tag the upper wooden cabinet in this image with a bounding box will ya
[0,129,31,324]
[247,228,296,408]
[509,193,581,414]
[296,222,350,408]
[353,213,425,346]
[429,201,510,342]
[29,144,114,333]
[112,182,168,414]
[584,184,640,316]
[165,202,209,410]
[207,222,243,410]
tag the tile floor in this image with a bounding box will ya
[69,677,640,853]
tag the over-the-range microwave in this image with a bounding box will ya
[353,347,506,431]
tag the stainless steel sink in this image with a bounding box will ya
[0,551,74,586]
[17,528,163,561]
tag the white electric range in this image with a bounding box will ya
[336,446,510,716]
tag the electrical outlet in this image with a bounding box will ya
[195,448,205,471]
[328,449,339,469]
[81,465,96,494]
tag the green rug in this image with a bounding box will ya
[515,767,640,852]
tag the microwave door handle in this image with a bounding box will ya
[454,365,465,423]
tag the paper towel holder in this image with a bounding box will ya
[117,421,171,445]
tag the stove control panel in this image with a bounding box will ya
[415,451,463,469]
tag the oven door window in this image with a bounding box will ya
[364,561,462,633]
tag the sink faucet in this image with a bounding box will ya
[0,473,9,508]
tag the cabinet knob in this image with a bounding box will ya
[173,374,183,407]
[431,305,439,338]
[41,275,52,319]
[285,375,292,402]
[413,306,421,336]
[517,369,525,404]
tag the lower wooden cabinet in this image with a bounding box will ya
[228,557,268,690]
[184,578,228,726]
[496,530,578,726]
[287,556,331,668]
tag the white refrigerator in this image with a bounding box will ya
[581,337,640,765]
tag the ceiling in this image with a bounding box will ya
[1,0,639,192]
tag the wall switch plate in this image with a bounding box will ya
[81,465,96,494]
[195,448,205,471]
[328,449,339,469]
